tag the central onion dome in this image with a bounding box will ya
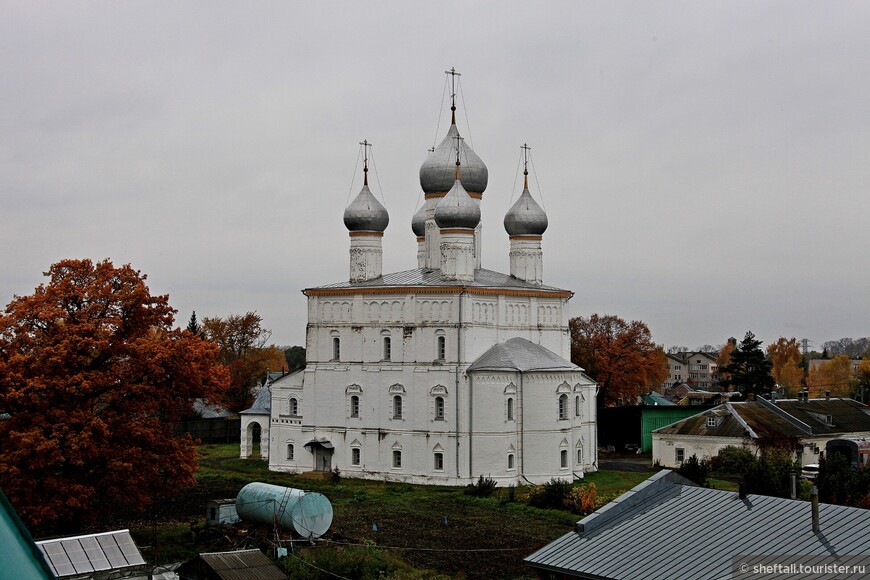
[434,164,481,229]
[420,123,488,196]
[344,181,389,232]
[504,186,548,236]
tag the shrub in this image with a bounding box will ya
[527,478,573,510]
[464,475,498,497]
[563,483,597,515]
[677,454,710,486]
[712,446,756,475]
[742,448,798,498]
[331,467,342,484]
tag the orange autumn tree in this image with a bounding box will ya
[201,312,286,412]
[767,337,804,395]
[569,314,668,406]
[0,259,228,532]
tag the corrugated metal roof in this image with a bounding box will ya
[307,267,568,292]
[36,529,145,578]
[525,470,870,579]
[466,337,579,373]
[196,549,287,580]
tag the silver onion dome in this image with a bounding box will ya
[344,184,389,232]
[411,198,436,237]
[504,187,548,236]
[420,124,488,195]
[434,176,481,229]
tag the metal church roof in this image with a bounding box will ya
[525,470,870,579]
[240,380,272,415]
[306,267,569,293]
[36,529,145,578]
[467,337,579,373]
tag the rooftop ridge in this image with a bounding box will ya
[576,470,697,534]
[755,396,813,435]
[726,402,758,439]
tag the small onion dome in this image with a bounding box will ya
[343,184,389,232]
[434,177,481,229]
[411,198,435,237]
[504,187,548,236]
[420,124,488,195]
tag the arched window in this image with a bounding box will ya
[575,395,581,417]
[561,449,568,468]
[383,336,392,361]
[435,330,446,360]
[287,444,295,461]
[351,448,361,466]
[332,336,341,361]
[350,395,360,418]
[507,397,514,421]
[393,395,403,419]
[577,447,583,465]
[289,398,298,417]
[392,449,402,468]
[435,396,445,420]
[507,453,515,469]
[558,394,568,420]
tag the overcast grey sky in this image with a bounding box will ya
[3,1,869,350]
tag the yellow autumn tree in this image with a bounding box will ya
[716,340,736,387]
[767,337,804,395]
[807,355,854,398]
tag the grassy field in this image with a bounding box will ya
[130,443,658,579]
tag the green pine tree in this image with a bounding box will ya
[186,311,201,335]
[718,331,775,395]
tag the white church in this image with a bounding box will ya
[241,77,598,485]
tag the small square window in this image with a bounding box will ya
[675,448,685,464]
[706,416,716,428]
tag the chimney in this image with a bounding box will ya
[747,392,756,402]
[790,471,797,500]
[825,390,830,401]
[739,481,747,500]
[811,486,820,532]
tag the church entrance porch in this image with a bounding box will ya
[304,439,334,471]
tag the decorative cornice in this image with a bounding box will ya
[416,236,425,242]
[349,231,385,237]
[305,286,573,298]
[510,235,543,241]
[424,191,482,200]
[439,228,476,235]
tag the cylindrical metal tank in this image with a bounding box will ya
[235,482,333,538]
